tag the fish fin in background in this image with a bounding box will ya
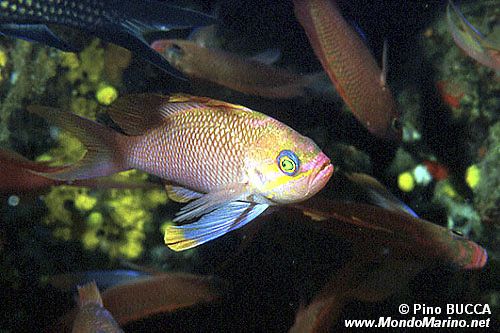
[345,172,419,218]
[77,281,103,307]
[0,23,79,52]
[165,201,269,251]
[187,24,222,49]
[302,71,339,99]
[73,281,124,332]
[165,184,204,203]
[27,106,128,180]
[447,0,500,71]
[101,272,223,325]
[380,39,388,88]
[49,270,152,292]
[174,183,249,222]
[249,48,282,65]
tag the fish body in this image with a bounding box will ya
[293,0,401,141]
[294,198,487,270]
[447,0,500,71]
[29,94,333,250]
[152,39,318,99]
[0,0,215,77]
[72,281,123,333]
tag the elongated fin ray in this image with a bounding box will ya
[165,202,269,251]
[77,281,103,307]
[380,39,388,88]
[174,183,248,222]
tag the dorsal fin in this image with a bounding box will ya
[107,94,203,135]
[168,94,254,112]
[77,281,103,307]
[107,93,253,136]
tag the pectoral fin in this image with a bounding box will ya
[165,201,269,251]
[173,183,248,222]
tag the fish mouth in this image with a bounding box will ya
[306,153,334,197]
[463,243,488,270]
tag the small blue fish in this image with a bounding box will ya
[0,0,215,78]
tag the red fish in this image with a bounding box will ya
[287,192,487,331]
[293,199,488,270]
[293,0,401,142]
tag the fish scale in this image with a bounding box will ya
[127,107,268,192]
[0,0,107,26]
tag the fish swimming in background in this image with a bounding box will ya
[72,281,123,333]
[151,38,324,99]
[0,0,216,77]
[28,94,334,251]
[293,0,402,142]
[447,0,500,71]
[293,198,488,270]
[59,272,223,331]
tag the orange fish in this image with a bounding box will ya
[28,94,333,251]
[293,0,401,142]
[152,39,321,99]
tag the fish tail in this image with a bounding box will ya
[27,106,129,181]
[77,281,103,307]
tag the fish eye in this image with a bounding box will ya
[166,44,184,58]
[277,150,300,176]
[391,117,402,132]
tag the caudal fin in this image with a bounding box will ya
[28,106,129,181]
